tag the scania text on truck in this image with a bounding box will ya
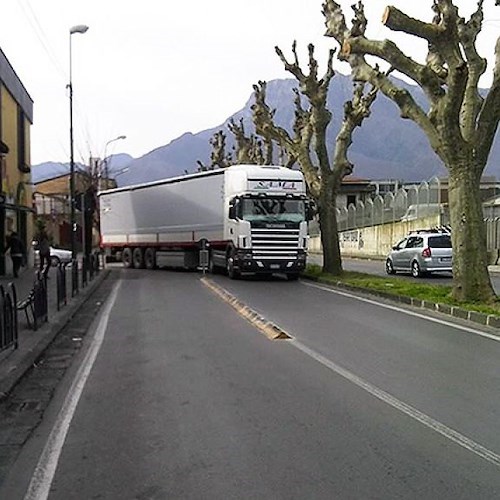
[99,164,312,280]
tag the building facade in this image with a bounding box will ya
[34,171,117,252]
[0,48,34,275]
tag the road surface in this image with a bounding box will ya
[2,268,500,499]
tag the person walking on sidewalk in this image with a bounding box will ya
[5,231,26,278]
[35,228,51,278]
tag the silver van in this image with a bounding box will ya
[386,230,452,277]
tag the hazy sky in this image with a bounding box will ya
[1,1,498,165]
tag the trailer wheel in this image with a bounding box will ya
[226,251,240,280]
[122,248,133,268]
[133,247,145,269]
[144,248,156,270]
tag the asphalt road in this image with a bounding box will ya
[3,268,500,498]
[309,253,500,291]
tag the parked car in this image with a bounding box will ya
[385,230,452,277]
[34,245,72,266]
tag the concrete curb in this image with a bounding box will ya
[0,269,110,402]
[201,277,291,340]
[304,274,500,335]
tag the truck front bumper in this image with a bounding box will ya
[235,251,307,274]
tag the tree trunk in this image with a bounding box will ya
[319,182,342,275]
[448,164,495,302]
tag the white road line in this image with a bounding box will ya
[24,280,121,500]
[304,281,500,342]
[292,339,500,468]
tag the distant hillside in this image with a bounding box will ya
[32,153,134,185]
[33,75,499,187]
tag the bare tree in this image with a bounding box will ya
[252,42,377,274]
[323,0,500,302]
[227,118,268,165]
[210,130,231,169]
[197,130,232,171]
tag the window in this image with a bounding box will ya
[347,195,356,207]
[429,235,452,248]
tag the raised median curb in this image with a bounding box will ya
[201,277,291,340]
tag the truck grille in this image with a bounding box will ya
[251,228,300,260]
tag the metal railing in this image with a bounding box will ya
[309,177,446,235]
[0,250,103,358]
[0,283,18,352]
[56,263,68,311]
[33,272,48,331]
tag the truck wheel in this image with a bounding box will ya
[122,248,133,268]
[226,253,240,280]
[144,248,156,270]
[208,253,219,274]
[133,247,145,269]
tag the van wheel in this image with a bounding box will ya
[132,247,145,269]
[411,260,422,278]
[385,259,396,275]
[122,248,133,268]
[144,248,156,270]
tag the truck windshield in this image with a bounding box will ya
[241,198,306,223]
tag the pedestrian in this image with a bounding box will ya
[5,231,26,278]
[36,228,51,278]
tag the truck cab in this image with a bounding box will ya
[213,165,310,280]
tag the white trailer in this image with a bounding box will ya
[99,164,311,279]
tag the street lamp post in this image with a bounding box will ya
[102,135,126,185]
[69,24,88,260]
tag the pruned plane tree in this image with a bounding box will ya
[323,0,500,302]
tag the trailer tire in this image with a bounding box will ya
[122,248,133,268]
[144,248,156,270]
[133,247,145,269]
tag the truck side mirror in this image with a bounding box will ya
[228,199,239,220]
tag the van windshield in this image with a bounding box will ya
[241,198,306,223]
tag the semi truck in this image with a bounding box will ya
[99,164,311,279]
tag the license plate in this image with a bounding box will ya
[270,264,280,269]
[440,257,451,262]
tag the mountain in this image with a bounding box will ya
[32,153,135,184]
[32,74,499,187]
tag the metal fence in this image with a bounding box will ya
[0,283,18,352]
[309,177,500,252]
[311,177,446,235]
[485,218,500,252]
[1,251,103,356]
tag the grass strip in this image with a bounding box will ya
[303,264,500,317]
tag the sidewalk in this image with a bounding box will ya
[0,261,109,401]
